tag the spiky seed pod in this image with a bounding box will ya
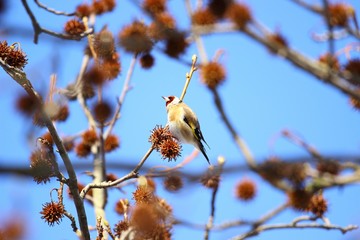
[308,194,328,217]
[143,0,166,15]
[148,12,177,40]
[328,3,349,27]
[40,202,65,226]
[5,44,28,69]
[146,177,157,192]
[159,138,182,161]
[235,179,256,201]
[0,40,10,59]
[208,0,232,19]
[130,204,159,235]
[30,150,57,184]
[163,174,183,192]
[0,220,25,240]
[156,198,173,220]
[84,65,106,86]
[119,21,153,54]
[76,3,92,17]
[32,111,47,127]
[133,186,155,204]
[15,93,37,116]
[344,59,360,86]
[102,56,121,80]
[201,168,220,189]
[93,101,112,124]
[104,134,120,152]
[164,31,188,58]
[114,220,129,238]
[139,53,155,69]
[200,61,226,89]
[52,105,69,122]
[92,0,116,15]
[226,3,252,29]
[318,53,340,71]
[192,8,216,26]
[82,129,98,146]
[64,19,86,35]
[75,142,91,157]
[288,189,313,211]
[94,28,115,60]
[149,125,173,150]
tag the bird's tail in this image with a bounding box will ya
[198,142,210,165]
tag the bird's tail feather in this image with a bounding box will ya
[198,142,210,165]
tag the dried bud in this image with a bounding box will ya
[200,61,226,89]
[318,53,340,71]
[115,199,129,215]
[64,19,86,35]
[102,55,121,80]
[40,202,64,226]
[235,178,256,201]
[268,33,288,53]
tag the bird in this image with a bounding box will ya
[162,95,210,164]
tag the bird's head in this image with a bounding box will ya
[162,95,181,107]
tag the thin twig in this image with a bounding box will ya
[211,88,257,170]
[104,54,137,139]
[322,0,335,65]
[80,146,154,198]
[34,0,75,16]
[204,157,225,240]
[231,222,358,240]
[179,54,198,102]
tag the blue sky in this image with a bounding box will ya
[0,0,360,239]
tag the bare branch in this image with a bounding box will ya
[34,0,75,16]
[0,59,90,240]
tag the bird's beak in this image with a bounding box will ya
[162,96,168,101]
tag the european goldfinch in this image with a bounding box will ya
[162,96,210,164]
